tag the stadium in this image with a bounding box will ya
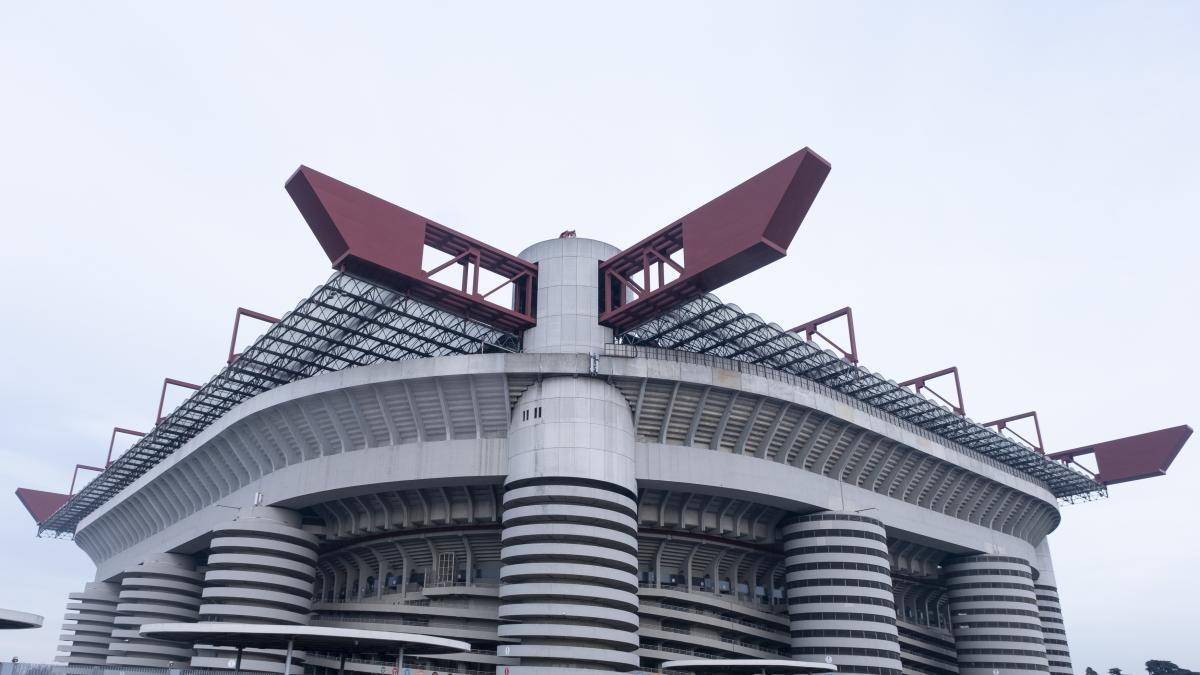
[15,148,1192,675]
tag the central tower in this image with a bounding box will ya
[499,237,640,674]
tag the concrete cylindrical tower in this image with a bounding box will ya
[193,506,319,673]
[59,581,120,666]
[107,553,203,667]
[783,512,903,675]
[1034,541,1073,675]
[519,237,619,354]
[500,236,638,675]
[943,555,1050,675]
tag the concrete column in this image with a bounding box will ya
[1034,540,1074,675]
[58,580,120,666]
[107,553,202,667]
[783,512,902,675]
[333,566,347,601]
[498,377,640,674]
[192,506,318,673]
[943,554,1049,675]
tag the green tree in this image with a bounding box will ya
[1086,668,1099,675]
[1146,660,1198,675]
[1111,668,1124,675]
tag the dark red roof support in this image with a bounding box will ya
[790,306,858,364]
[286,166,537,333]
[69,464,104,496]
[156,378,202,425]
[106,427,146,466]
[1048,425,1193,485]
[985,411,1045,455]
[14,488,70,524]
[599,148,831,332]
[900,367,966,417]
[228,307,280,364]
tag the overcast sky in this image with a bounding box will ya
[1,1,1197,671]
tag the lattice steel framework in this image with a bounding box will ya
[38,273,521,538]
[618,294,1104,501]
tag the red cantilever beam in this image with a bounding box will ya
[285,166,537,333]
[984,411,1045,455]
[156,378,202,425]
[228,307,280,364]
[790,307,858,364]
[899,367,966,417]
[69,464,104,496]
[1048,425,1193,485]
[599,147,832,332]
[106,426,146,466]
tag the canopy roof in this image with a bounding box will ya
[0,608,43,630]
[139,622,469,654]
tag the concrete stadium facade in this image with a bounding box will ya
[50,235,1084,675]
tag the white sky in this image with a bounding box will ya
[1,1,1197,671]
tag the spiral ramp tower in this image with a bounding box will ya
[191,507,319,672]
[783,513,902,674]
[19,150,1189,675]
[57,581,119,667]
[107,554,203,666]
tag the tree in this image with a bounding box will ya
[1112,669,1124,675]
[1146,661,1198,675]
[1086,668,1099,675]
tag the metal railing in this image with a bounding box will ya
[3,666,232,675]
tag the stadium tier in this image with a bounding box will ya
[17,148,1191,675]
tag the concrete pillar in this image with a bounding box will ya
[1034,540,1074,675]
[58,581,120,666]
[943,554,1049,675]
[333,566,347,601]
[192,506,318,673]
[107,553,202,667]
[783,512,902,675]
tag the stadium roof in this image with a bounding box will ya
[618,294,1106,501]
[36,278,1108,539]
[36,273,519,537]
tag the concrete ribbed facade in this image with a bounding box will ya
[56,236,1081,675]
[944,556,1049,674]
[784,513,902,675]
